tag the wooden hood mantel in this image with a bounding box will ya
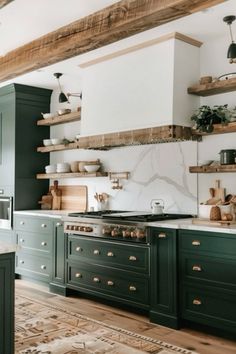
[0,0,224,83]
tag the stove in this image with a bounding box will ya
[64,210,193,244]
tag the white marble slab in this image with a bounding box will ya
[0,242,17,254]
[13,210,70,218]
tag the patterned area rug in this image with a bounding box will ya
[15,293,198,354]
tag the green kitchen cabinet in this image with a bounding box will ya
[179,229,236,334]
[149,227,179,329]
[0,252,15,354]
[0,84,52,212]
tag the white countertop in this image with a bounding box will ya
[0,242,17,254]
[14,210,71,219]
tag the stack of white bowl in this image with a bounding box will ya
[56,163,71,173]
[45,164,57,174]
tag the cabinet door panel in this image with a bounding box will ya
[17,231,52,255]
[15,216,53,234]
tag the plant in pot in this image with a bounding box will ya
[191,104,232,133]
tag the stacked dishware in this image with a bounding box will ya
[45,164,57,174]
[56,163,71,173]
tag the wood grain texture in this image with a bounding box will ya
[0,0,224,82]
[37,141,80,153]
[192,122,236,136]
[49,185,87,211]
[36,172,108,179]
[189,164,236,173]
[188,77,236,96]
[37,110,81,126]
[0,0,13,9]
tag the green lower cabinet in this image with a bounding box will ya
[149,227,179,329]
[0,252,15,354]
[179,229,236,334]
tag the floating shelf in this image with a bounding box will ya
[189,164,236,173]
[188,77,236,97]
[37,141,79,153]
[36,172,108,179]
[37,109,81,126]
[191,122,236,136]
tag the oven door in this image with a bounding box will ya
[0,197,13,230]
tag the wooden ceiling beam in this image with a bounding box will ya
[0,0,14,9]
[0,0,225,82]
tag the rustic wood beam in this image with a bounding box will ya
[0,0,14,9]
[0,0,225,82]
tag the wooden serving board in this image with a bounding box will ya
[192,218,236,227]
[49,185,87,211]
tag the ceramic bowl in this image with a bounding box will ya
[43,139,52,146]
[51,138,64,145]
[45,164,57,173]
[84,164,100,173]
[41,113,54,119]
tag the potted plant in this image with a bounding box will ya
[191,104,232,133]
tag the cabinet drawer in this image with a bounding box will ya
[16,253,51,279]
[180,254,236,289]
[179,230,236,258]
[67,262,149,305]
[181,286,236,332]
[14,216,53,234]
[17,231,52,255]
[67,236,149,274]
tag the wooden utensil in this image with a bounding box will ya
[51,180,62,210]
[213,179,225,203]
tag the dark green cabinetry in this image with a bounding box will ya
[0,83,52,216]
[0,252,15,354]
[179,229,236,334]
[65,234,150,309]
[149,227,179,329]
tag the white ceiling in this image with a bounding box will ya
[0,0,235,89]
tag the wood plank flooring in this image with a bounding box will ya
[15,279,236,354]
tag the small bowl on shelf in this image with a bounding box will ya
[51,138,64,145]
[41,113,55,119]
[84,164,100,173]
[43,139,52,146]
[57,109,71,116]
[45,164,57,174]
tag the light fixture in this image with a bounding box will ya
[53,72,82,103]
[223,15,236,64]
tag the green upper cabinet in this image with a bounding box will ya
[0,83,52,210]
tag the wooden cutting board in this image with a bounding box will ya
[192,218,236,226]
[211,179,225,203]
[49,185,87,211]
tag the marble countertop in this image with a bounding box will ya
[0,242,17,254]
[14,210,71,219]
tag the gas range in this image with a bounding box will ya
[64,210,193,244]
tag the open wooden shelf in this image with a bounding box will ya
[191,121,236,136]
[37,141,79,153]
[188,77,236,97]
[36,172,108,179]
[37,109,81,126]
[189,164,236,173]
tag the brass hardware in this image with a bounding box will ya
[40,265,46,270]
[41,241,47,246]
[192,240,201,246]
[41,223,47,228]
[19,238,24,243]
[107,280,114,286]
[192,265,202,272]
[93,249,100,255]
[129,285,136,292]
[75,273,82,278]
[20,221,25,225]
[129,256,137,261]
[93,277,100,283]
[107,251,114,257]
[56,222,62,227]
[76,246,82,252]
[158,232,167,238]
[193,299,202,305]
[108,172,130,190]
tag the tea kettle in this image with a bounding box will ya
[150,199,164,214]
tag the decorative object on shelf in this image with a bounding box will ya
[78,160,100,172]
[41,112,55,119]
[191,104,231,133]
[223,15,236,64]
[57,108,71,115]
[219,149,236,165]
[108,172,129,190]
[84,164,100,173]
[94,192,109,211]
[199,76,212,84]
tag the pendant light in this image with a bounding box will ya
[53,73,69,103]
[223,15,236,64]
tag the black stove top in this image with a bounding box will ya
[68,210,193,222]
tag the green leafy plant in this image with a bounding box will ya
[191,104,231,133]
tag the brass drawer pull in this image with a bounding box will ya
[93,277,100,283]
[56,222,62,227]
[19,238,24,243]
[158,232,167,238]
[93,249,100,255]
[20,221,25,225]
[107,251,114,257]
[40,265,46,270]
[76,246,82,252]
[192,265,202,272]
[19,260,24,264]
[129,285,136,292]
[75,273,82,278]
[192,240,201,246]
[107,280,114,286]
[193,299,202,305]
[129,256,137,261]
[41,223,47,228]
[41,241,47,246]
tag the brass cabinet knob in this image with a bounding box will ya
[192,240,201,246]
[129,255,137,261]
[93,249,100,255]
[158,232,167,238]
[40,265,46,270]
[41,223,47,228]
[93,277,100,283]
[75,273,82,278]
[107,251,114,257]
[192,265,202,272]
[20,221,25,225]
[76,246,82,252]
[193,299,202,305]
[41,241,47,246]
[56,222,62,227]
[129,285,136,292]
[107,280,114,286]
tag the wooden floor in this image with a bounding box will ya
[15,279,236,354]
